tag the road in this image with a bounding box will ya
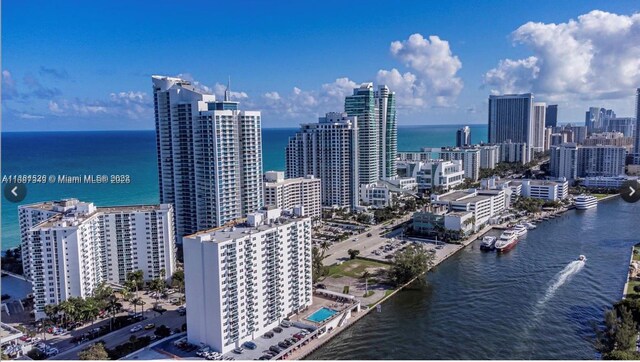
[322,214,412,265]
[51,310,185,360]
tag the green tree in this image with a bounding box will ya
[149,278,166,307]
[154,324,171,338]
[93,283,114,302]
[78,343,109,360]
[126,270,144,294]
[105,295,122,331]
[311,247,325,283]
[389,245,434,286]
[80,298,101,329]
[614,306,637,352]
[347,249,360,260]
[171,270,185,294]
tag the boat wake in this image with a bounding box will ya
[519,260,586,357]
[537,260,585,308]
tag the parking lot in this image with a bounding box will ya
[220,323,314,360]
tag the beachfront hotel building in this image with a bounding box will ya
[546,104,558,127]
[19,199,176,319]
[183,208,312,353]
[263,171,322,220]
[152,75,263,239]
[551,143,626,181]
[286,112,359,209]
[488,93,535,147]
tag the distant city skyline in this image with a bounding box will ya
[2,1,640,132]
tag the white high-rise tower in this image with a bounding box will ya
[153,75,263,239]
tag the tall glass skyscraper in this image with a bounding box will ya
[345,83,379,185]
[635,88,640,164]
[345,83,398,183]
[152,75,263,239]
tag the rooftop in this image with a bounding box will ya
[185,212,309,244]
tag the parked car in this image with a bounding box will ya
[273,326,283,333]
[278,341,289,349]
[130,325,143,333]
[242,341,257,350]
[233,347,244,354]
[269,346,282,353]
[280,320,291,328]
[263,331,274,338]
[259,355,272,360]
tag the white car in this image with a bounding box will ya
[130,325,143,333]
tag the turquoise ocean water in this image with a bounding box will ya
[1,125,487,251]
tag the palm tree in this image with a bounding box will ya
[43,304,59,325]
[362,271,371,295]
[130,296,142,315]
[59,300,76,328]
[80,299,100,330]
[319,241,330,257]
[105,295,122,331]
[149,278,165,308]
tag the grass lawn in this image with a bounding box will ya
[326,258,390,279]
[633,245,640,261]
[592,194,610,200]
[626,280,640,295]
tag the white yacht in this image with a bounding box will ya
[574,195,597,210]
[495,230,519,253]
[524,222,537,230]
[512,224,528,237]
[480,236,497,251]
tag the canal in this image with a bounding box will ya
[307,198,640,359]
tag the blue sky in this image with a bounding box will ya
[2,0,640,131]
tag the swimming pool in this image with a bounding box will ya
[305,307,338,323]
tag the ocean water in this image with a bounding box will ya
[1,124,486,251]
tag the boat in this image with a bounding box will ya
[578,254,587,262]
[495,230,519,253]
[575,194,598,210]
[480,236,497,251]
[512,224,528,237]
[525,222,537,230]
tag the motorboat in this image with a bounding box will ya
[524,222,537,230]
[574,195,597,210]
[494,230,519,253]
[480,236,497,251]
[512,224,528,237]
[578,254,587,262]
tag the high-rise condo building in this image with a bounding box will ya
[263,171,322,220]
[550,144,626,181]
[183,208,312,353]
[345,83,398,182]
[19,199,176,319]
[546,105,558,127]
[375,85,397,178]
[345,83,378,185]
[152,76,263,239]
[286,112,359,209]
[607,117,636,138]
[488,93,534,147]
[456,126,471,147]
[550,143,579,181]
[532,103,546,153]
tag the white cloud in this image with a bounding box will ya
[260,78,360,119]
[213,82,248,100]
[48,91,151,118]
[484,10,640,101]
[2,70,17,99]
[18,113,45,120]
[483,57,540,95]
[378,34,463,107]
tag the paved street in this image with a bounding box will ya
[51,309,185,360]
